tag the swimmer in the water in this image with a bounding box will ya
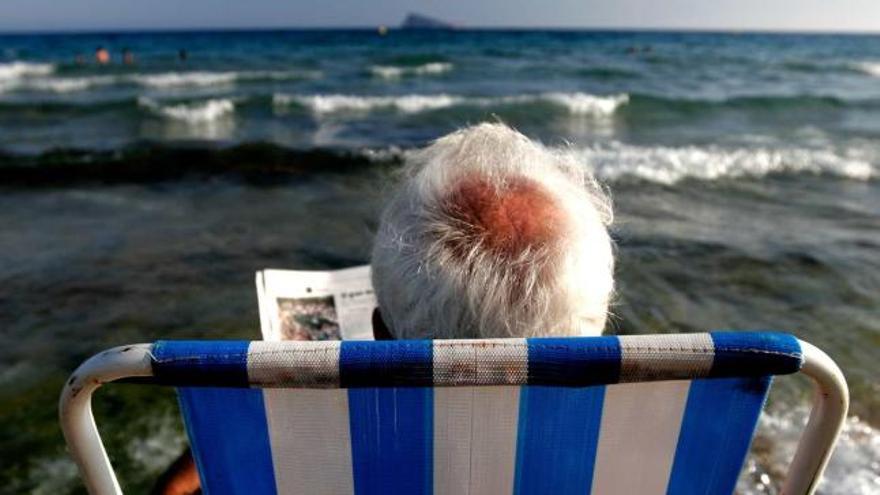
[95,46,110,64]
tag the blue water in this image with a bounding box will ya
[1,30,880,168]
[0,30,878,494]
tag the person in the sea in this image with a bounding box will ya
[153,123,615,494]
[122,48,135,65]
[94,46,110,64]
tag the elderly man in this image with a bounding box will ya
[155,123,614,494]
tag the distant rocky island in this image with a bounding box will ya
[400,13,455,30]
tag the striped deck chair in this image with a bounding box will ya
[60,332,848,495]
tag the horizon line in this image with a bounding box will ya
[1,25,880,36]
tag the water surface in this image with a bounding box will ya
[0,29,878,494]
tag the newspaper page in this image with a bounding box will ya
[256,265,375,341]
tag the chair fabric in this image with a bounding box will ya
[154,332,803,495]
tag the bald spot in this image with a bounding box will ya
[444,175,565,257]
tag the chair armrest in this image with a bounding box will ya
[59,344,154,495]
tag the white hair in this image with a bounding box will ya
[371,123,614,339]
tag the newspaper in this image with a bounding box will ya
[256,265,375,341]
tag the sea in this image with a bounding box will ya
[0,30,878,494]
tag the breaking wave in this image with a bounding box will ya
[131,69,317,88]
[740,409,880,495]
[854,61,880,78]
[276,93,464,114]
[276,92,629,116]
[0,61,54,80]
[132,71,238,88]
[533,92,629,115]
[0,68,319,93]
[0,61,56,92]
[370,62,453,78]
[0,141,876,187]
[22,75,118,93]
[138,96,235,123]
[363,141,875,184]
[562,141,875,184]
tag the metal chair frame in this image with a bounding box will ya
[59,337,847,495]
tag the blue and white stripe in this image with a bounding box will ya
[153,332,802,388]
[154,332,802,495]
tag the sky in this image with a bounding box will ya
[0,0,879,33]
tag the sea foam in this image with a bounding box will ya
[0,61,54,80]
[4,69,317,94]
[740,409,880,495]
[0,61,56,92]
[361,140,875,184]
[370,62,453,78]
[139,97,235,123]
[511,92,629,116]
[563,142,875,184]
[132,70,317,88]
[854,62,880,78]
[276,92,629,116]
[280,93,464,114]
[132,72,239,88]
[24,75,118,93]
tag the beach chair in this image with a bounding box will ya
[60,332,847,495]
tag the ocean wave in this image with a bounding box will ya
[125,412,188,473]
[536,92,629,115]
[132,71,238,88]
[740,409,880,495]
[23,75,118,93]
[276,92,629,116]
[25,454,79,495]
[1,141,876,187]
[132,70,316,88]
[370,62,453,78]
[0,61,57,93]
[138,96,235,123]
[277,93,464,114]
[2,69,318,93]
[563,142,875,184]
[854,61,880,78]
[0,61,54,80]
[286,91,863,116]
[359,142,875,183]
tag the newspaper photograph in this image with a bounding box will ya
[256,265,375,341]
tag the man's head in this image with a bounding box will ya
[371,123,614,339]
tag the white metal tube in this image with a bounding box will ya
[59,338,848,495]
[781,340,849,495]
[59,344,153,495]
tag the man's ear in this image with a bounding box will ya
[372,308,394,340]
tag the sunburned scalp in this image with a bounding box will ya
[371,122,613,340]
[443,175,564,258]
